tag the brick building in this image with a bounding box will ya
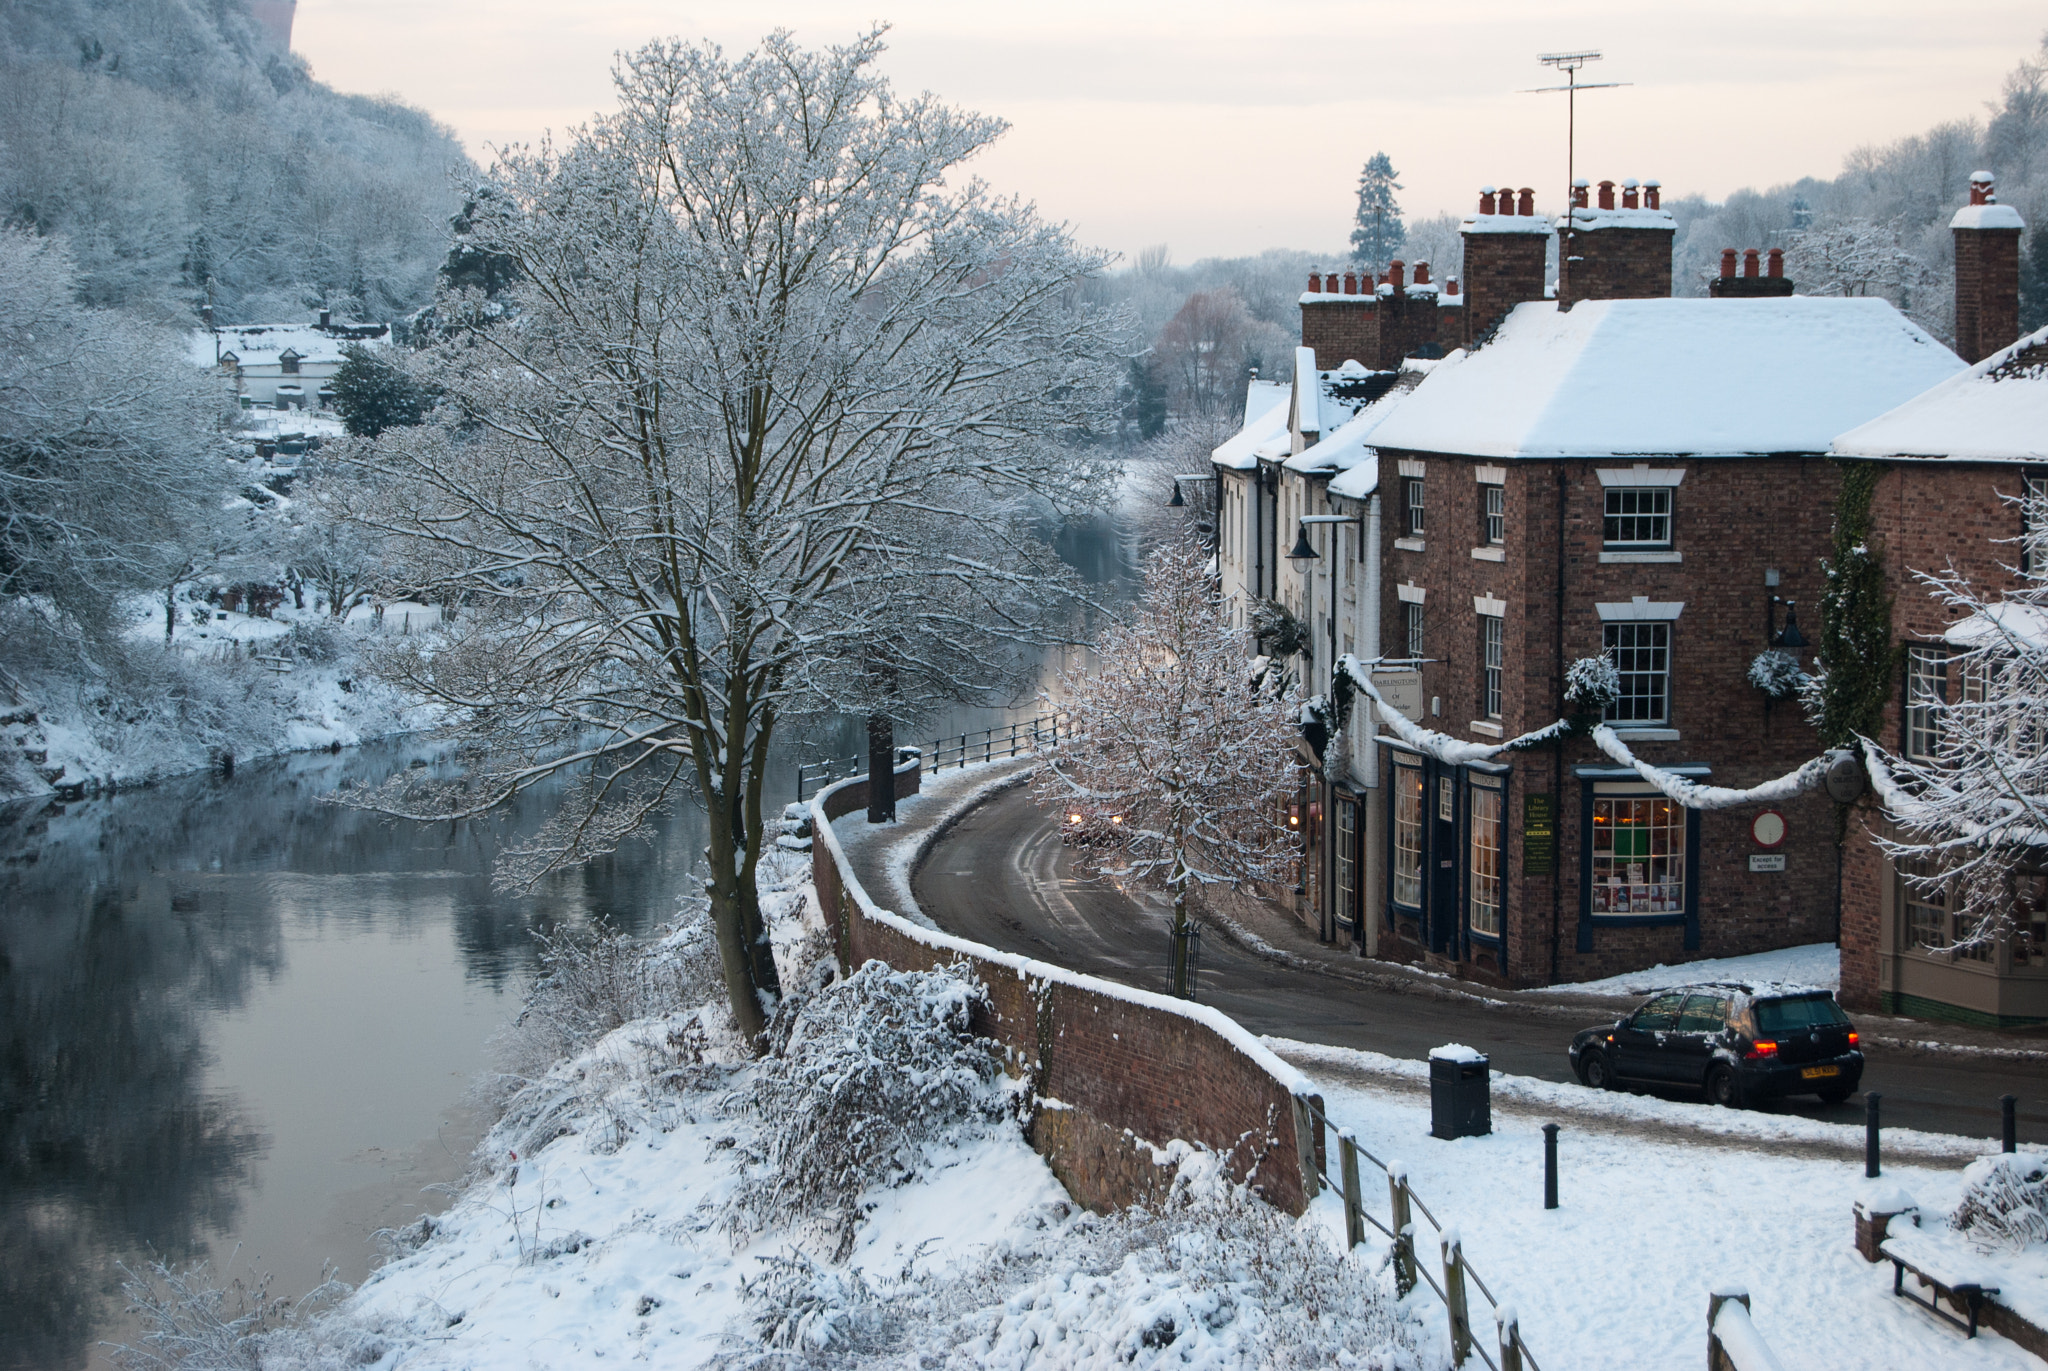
[1830,178,2041,1024]
[1360,289,1959,985]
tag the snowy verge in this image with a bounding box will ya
[1527,942,1841,997]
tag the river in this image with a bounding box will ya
[0,514,1140,1370]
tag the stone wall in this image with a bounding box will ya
[809,765,1323,1216]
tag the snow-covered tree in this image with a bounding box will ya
[1865,489,2048,947]
[0,229,231,658]
[1348,152,1406,270]
[1153,288,1254,420]
[1034,535,1299,996]
[1785,215,1927,300]
[349,29,1117,1042]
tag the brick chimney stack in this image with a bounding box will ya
[1459,184,1550,347]
[1299,269,1378,370]
[1558,173,1676,308]
[1709,246,1795,298]
[1952,170,2027,364]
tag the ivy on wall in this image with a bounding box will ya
[1813,460,1900,750]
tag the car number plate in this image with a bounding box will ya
[1800,1065,1840,1080]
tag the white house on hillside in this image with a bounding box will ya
[190,310,389,409]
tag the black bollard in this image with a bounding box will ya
[1866,1092,1882,1179]
[2004,1095,2018,1154]
[1543,1123,1559,1210]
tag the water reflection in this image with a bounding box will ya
[0,509,1139,1369]
[0,742,705,1370]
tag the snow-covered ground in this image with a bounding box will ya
[1294,1046,2038,1370]
[1531,941,1841,997]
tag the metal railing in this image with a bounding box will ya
[795,713,1070,802]
[1298,1095,1543,1371]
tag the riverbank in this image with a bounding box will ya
[1,605,436,803]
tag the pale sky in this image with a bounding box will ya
[296,2,2043,264]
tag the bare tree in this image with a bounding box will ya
[1153,288,1255,419]
[1033,534,1299,996]
[349,29,1117,1042]
[1866,489,2048,951]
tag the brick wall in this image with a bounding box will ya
[1376,452,1844,985]
[1954,225,2024,364]
[1458,230,1547,348]
[1302,298,1378,371]
[1561,227,1674,306]
[810,767,1322,1216]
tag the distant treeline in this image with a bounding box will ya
[0,0,474,324]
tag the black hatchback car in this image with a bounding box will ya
[1568,982,1863,1108]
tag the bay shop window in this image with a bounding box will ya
[1576,773,1703,952]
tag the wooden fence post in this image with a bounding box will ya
[1339,1130,1364,1249]
[1289,1095,1320,1201]
[1707,1285,1751,1371]
[1388,1165,1416,1298]
[1442,1230,1472,1366]
[1496,1304,1523,1371]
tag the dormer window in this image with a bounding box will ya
[280,349,302,375]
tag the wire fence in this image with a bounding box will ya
[1297,1095,1542,1371]
[794,713,1071,802]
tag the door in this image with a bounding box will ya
[1428,770,1459,955]
[1669,990,1732,1086]
[1612,990,1686,1081]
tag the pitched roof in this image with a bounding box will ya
[1210,379,1293,471]
[188,321,388,370]
[1830,324,2048,464]
[1365,297,1964,460]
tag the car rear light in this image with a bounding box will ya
[1744,1040,1778,1060]
[1848,1031,1859,1048]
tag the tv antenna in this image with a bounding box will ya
[1524,51,1630,302]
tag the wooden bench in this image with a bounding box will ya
[1881,1231,2002,1338]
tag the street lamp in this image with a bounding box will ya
[1287,520,1319,563]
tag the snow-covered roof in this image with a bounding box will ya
[1830,324,2048,464]
[1365,297,1964,460]
[189,321,388,370]
[1950,203,2026,231]
[1210,379,1292,471]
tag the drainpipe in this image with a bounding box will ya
[1551,465,1567,984]
[1364,490,1383,958]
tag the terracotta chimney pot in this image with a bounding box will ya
[1389,260,1406,292]
[1308,271,1322,293]
[1622,177,1640,209]
[1644,180,1662,210]
[1414,261,1431,285]
[1446,278,1460,297]
[1479,187,1497,215]
[1971,171,1995,206]
[1719,249,1737,278]
[1597,180,1616,210]
[1767,248,1784,279]
[1743,248,1761,278]
[1517,187,1535,216]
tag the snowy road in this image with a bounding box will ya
[912,782,2048,1148]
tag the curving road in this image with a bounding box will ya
[913,782,2048,1146]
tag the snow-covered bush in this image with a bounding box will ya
[1952,1152,2048,1251]
[724,961,1008,1259]
[1564,654,1620,722]
[731,1153,1419,1368]
[1747,648,1810,701]
[496,905,723,1080]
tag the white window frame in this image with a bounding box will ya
[1468,778,1503,938]
[1603,620,1673,726]
[1482,483,1505,546]
[1480,614,1504,719]
[1603,486,1673,550]
[1905,644,1947,761]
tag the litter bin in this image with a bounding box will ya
[1429,1044,1491,1139]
